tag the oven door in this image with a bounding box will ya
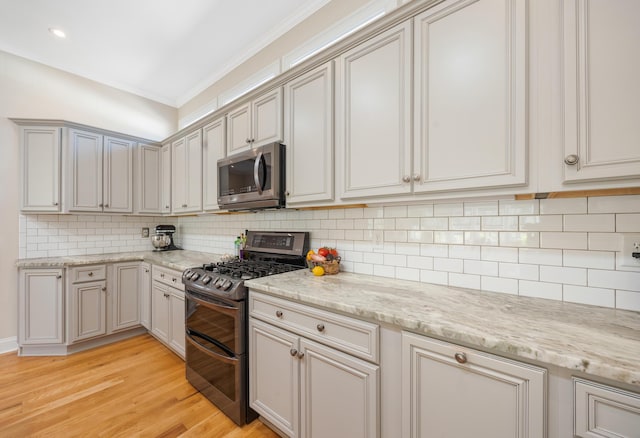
[185,289,251,425]
[217,142,284,211]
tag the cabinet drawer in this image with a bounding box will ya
[152,265,183,289]
[574,378,640,437]
[69,265,106,283]
[249,291,379,363]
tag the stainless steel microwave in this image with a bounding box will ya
[217,142,286,211]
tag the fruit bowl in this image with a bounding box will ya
[308,257,341,275]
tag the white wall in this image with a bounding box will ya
[0,50,177,342]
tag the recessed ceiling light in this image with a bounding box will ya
[48,28,66,39]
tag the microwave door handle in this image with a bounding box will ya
[253,151,264,195]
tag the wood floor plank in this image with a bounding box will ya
[0,334,279,438]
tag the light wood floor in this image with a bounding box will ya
[0,334,279,438]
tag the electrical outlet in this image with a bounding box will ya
[141,227,149,238]
[619,233,640,271]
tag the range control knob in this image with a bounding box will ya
[201,276,211,285]
[222,280,233,290]
[191,274,200,281]
[184,270,193,279]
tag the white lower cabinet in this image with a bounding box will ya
[150,265,185,358]
[18,268,64,346]
[402,331,546,438]
[574,378,640,438]
[140,262,151,330]
[249,291,379,438]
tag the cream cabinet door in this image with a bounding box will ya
[19,126,61,212]
[300,338,379,438]
[336,21,412,199]
[413,0,527,193]
[227,102,252,155]
[402,332,546,438]
[69,280,107,343]
[151,282,170,344]
[250,318,300,438]
[103,136,134,213]
[172,130,202,213]
[161,144,171,213]
[284,61,334,205]
[563,0,640,182]
[253,87,283,147]
[171,137,187,212]
[203,117,225,211]
[136,144,162,214]
[18,269,64,345]
[139,263,151,330]
[111,262,140,332]
[168,288,185,359]
[68,128,103,212]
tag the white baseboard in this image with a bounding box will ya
[0,337,18,354]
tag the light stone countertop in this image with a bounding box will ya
[245,269,640,387]
[16,250,221,272]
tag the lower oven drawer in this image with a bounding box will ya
[249,291,379,363]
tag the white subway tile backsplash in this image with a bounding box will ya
[540,232,587,250]
[519,280,563,300]
[563,285,615,308]
[616,214,640,232]
[464,201,498,216]
[482,276,518,294]
[564,214,615,232]
[563,250,615,270]
[434,203,464,217]
[588,195,640,214]
[481,216,519,231]
[499,199,539,215]
[540,265,587,286]
[539,198,587,215]
[616,290,640,312]
[519,215,563,231]
[19,194,638,311]
[588,269,640,292]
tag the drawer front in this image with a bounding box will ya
[152,265,183,289]
[249,291,379,363]
[574,378,640,437]
[70,265,106,283]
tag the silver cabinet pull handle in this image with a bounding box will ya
[290,348,298,356]
[564,154,579,165]
[316,323,325,332]
[276,310,283,318]
[454,352,467,364]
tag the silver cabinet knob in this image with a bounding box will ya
[316,323,325,332]
[99,203,104,207]
[165,205,170,209]
[290,348,298,356]
[182,203,187,208]
[402,176,411,183]
[53,202,59,206]
[564,154,579,165]
[413,174,421,182]
[245,138,251,144]
[104,204,109,208]
[88,272,93,277]
[276,310,283,318]
[56,275,62,279]
[297,351,305,359]
[454,352,467,364]
[101,287,107,292]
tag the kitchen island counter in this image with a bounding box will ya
[245,269,640,387]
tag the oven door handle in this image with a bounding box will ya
[186,331,238,365]
[186,290,239,317]
[253,151,264,195]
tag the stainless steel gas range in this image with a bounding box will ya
[182,230,309,426]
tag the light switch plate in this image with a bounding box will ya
[142,227,149,238]
[618,233,640,272]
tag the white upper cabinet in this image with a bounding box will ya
[19,126,61,212]
[171,129,202,214]
[562,0,640,183]
[284,61,334,206]
[413,0,527,193]
[135,143,162,215]
[202,117,225,211]
[67,129,134,213]
[161,143,171,214]
[336,21,413,199]
[226,88,283,155]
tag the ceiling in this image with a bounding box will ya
[0,0,329,107]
